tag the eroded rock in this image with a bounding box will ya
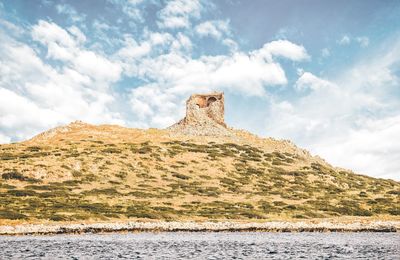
[168,92,232,136]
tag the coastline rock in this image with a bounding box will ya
[0,221,398,235]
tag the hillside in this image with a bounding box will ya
[0,93,399,224]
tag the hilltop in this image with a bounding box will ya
[0,93,399,227]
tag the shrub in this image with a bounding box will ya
[0,210,27,220]
[7,189,37,197]
[387,190,400,195]
[115,171,127,179]
[102,148,121,154]
[26,146,41,152]
[0,153,17,160]
[293,214,308,219]
[0,183,16,189]
[172,172,190,180]
[284,205,297,210]
[72,170,82,177]
[359,191,368,197]
[273,201,287,207]
[388,208,400,216]
[83,188,121,196]
[2,171,26,181]
[50,215,67,221]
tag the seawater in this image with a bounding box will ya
[0,232,399,259]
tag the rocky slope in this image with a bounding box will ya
[0,93,399,224]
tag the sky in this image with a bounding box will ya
[0,0,399,180]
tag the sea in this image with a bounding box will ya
[0,232,399,259]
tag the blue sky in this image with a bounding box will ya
[0,0,399,180]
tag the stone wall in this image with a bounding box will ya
[168,92,231,136]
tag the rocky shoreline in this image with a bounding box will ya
[1,221,399,235]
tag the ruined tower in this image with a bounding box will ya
[168,92,231,136]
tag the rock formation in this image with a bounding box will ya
[168,92,232,136]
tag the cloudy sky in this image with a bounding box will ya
[1,0,399,180]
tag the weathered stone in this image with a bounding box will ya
[168,92,232,136]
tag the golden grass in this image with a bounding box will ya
[0,122,399,224]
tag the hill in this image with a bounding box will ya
[0,93,399,225]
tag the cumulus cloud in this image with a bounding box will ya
[0,87,60,141]
[315,115,400,180]
[266,40,400,180]
[295,72,334,91]
[32,20,122,85]
[1,0,398,182]
[253,40,309,62]
[0,20,124,143]
[126,39,309,128]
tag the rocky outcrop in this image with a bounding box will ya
[168,92,232,136]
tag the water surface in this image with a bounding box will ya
[1,232,399,259]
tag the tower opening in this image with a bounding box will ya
[207,96,217,107]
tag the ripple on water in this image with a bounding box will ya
[0,232,399,259]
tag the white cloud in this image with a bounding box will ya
[0,87,61,142]
[315,115,400,180]
[253,40,309,62]
[107,0,144,22]
[0,20,124,142]
[0,19,24,36]
[126,40,309,128]
[129,84,179,126]
[0,133,11,144]
[117,37,152,60]
[157,0,202,29]
[171,32,192,52]
[32,20,76,48]
[121,0,144,22]
[32,20,122,85]
[67,26,86,44]
[56,4,86,23]
[295,72,334,91]
[338,35,370,48]
[72,50,122,84]
[195,20,230,39]
[222,38,239,52]
[338,35,350,45]
[266,40,400,180]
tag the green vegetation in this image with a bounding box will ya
[0,139,398,222]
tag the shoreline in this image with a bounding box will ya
[1,220,399,235]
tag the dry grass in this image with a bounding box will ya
[0,122,399,224]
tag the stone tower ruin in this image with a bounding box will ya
[168,92,231,136]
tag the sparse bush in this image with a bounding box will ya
[0,153,17,160]
[50,214,67,221]
[83,188,120,196]
[7,189,37,197]
[388,208,400,215]
[72,170,82,177]
[102,148,121,154]
[2,171,26,181]
[0,210,27,220]
[172,172,190,180]
[26,146,41,152]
